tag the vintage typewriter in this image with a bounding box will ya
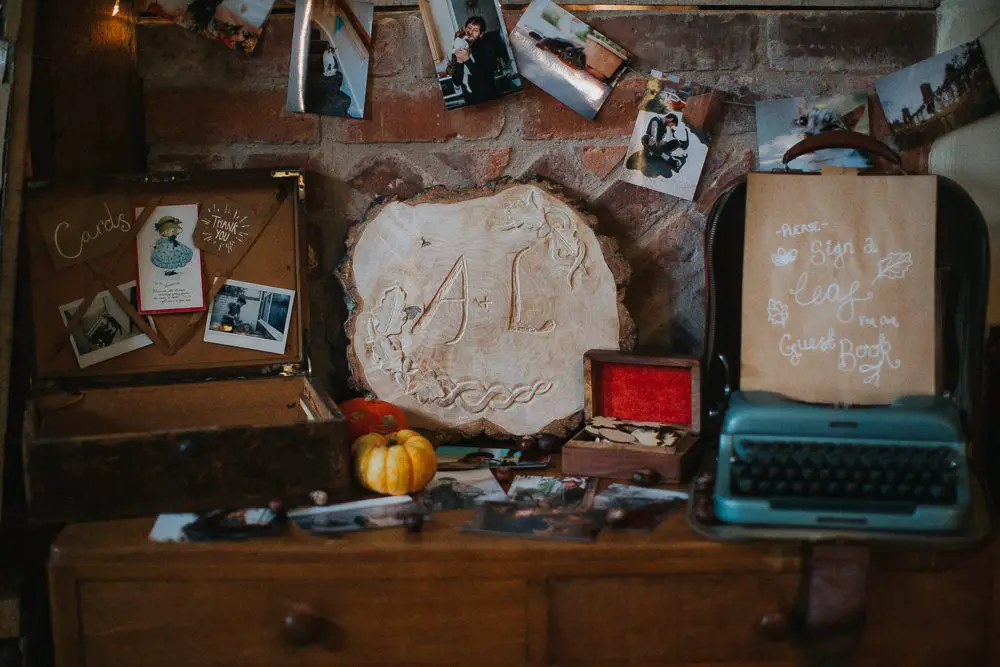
[713,391,970,532]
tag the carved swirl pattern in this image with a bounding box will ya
[500,189,587,288]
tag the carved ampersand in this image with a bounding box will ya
[341,183,631,437]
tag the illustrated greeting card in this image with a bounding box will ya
[136,204,205,315]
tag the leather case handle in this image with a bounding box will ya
[783,131,901,166]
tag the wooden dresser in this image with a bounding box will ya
[49,507,999,667]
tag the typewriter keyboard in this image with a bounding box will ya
[729,441,960,506]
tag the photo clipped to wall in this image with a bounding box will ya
[146,0,276,53]
[418,0,522,110]
[203,279,296,354]
[287,0,375,120]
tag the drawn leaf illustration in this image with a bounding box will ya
[371,284,407,336]
[872,251,912,283]
[770,247,798,267]
[767,298,789,328]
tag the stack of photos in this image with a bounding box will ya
[755,92,873,172]
[622,73,719,200]
[875,39,1000,150]
[593,483,688,510]
[59,282,154,369]
[463,502,603,542]
[510,0,630,120]
[506,475,595,509]
[287,496,422,534]
[287,0,375,119]
[136,204,205,315]
[203,279,296,354]
[149,508,276,542]
[436,446,551,471]
[418,0,521,110]
[417,468,508,512]
[145,0,276,53]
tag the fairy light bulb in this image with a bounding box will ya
[112,0,121,16]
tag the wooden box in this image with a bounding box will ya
[562,350,701,483]
[22,170,348,523]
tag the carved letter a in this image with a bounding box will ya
[412,255,469,345]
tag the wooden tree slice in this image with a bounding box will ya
[339,181,634,438]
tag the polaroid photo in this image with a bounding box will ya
[436,446,521,470]
[287,0,375,119]
[145,0,276,53]
[59,281,154,368]
[621,73,719,200]
[593,483,688,511]
[136,203,205,315]
[417,468,508,512]
[510,0,630,120]
[418,0,521,110]
[756,92,873,172]
[287,496,420,534]
[203,279,296,354]
[463,502,602,542]
[875,39,1000,151]
[506,475,594,509]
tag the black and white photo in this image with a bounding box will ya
[417,469,508,512]
[621,74,717,200]
[203,279,296,354]
[506,475,594,509]
[288,496,421,534]
[59,281,154,368]
[418,0,521,110]
[593,483,688,511]
[875,39,1000,150]
[510,0,629,119]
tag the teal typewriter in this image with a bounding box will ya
[713,391,970,532]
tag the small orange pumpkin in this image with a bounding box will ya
[353,430,438,496]
[340,398,408,440]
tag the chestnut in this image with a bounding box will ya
[536,434,562,453]
[517,435,538,452]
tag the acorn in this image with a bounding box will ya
[517,435,538,452]
[309,490,329,506]
[537,434,562,454]
[605,507,629,529]
[632,469,660,487]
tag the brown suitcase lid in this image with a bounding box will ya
[583,350,701,434]
[25,170,309,388]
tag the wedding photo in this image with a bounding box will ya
[418,0,522,110]
[203,279,296,354]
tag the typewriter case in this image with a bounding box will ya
[562,350,702,483]
[22,170,348,524]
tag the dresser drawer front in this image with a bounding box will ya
[79,579,526,667]
[549,574,801,665]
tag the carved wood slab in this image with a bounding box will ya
[340,182,634,437]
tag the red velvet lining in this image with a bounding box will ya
[594,362,692,425]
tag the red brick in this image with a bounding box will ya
[245,16,295,78]
[348,154,427,198]
[591,13,760,71]
[433,148,511,186]
[243,153,317,170]
[521,77,644,141]
[580,145,627,180]
[137,23,246,84]
[594,181,689,242]
[146,89,320,144]
[522,151,590,197]
[327,86,504,143]
[372,17,405,77]
[766,11,935,73]
[695,147,755,213]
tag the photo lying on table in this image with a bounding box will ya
[875,39,1000,150]
[506,475,594,509]
[59,281,154,369]
[436,447,521,470]
[136,203,205,315]
[510,0,630,120]
[146,0,276,53]
[148,508,277,542]
[621,73,719,200]
[203,279,296,354]
[287,496,421,534]
[463,502,603,542]
[756,92,873,172]
[593,483,688,510]
[418,0,521,110]
[417,468,508,512]
[287,0,375,119]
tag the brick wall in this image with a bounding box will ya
[137,8,935,396]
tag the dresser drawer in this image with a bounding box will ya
[549,574,802,665]
[79,578,526,667]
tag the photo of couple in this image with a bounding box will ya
[418,0,522,110]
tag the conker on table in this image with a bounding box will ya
[694,472,715,494]
[632,469,660,487]
[694,496,716,524]
[605,507,629,529]
[536,434,562,453]
[518,435,538,452]
[404,513,425,534]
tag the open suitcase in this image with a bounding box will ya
[691,131,992,547]
[22,170,349,523]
